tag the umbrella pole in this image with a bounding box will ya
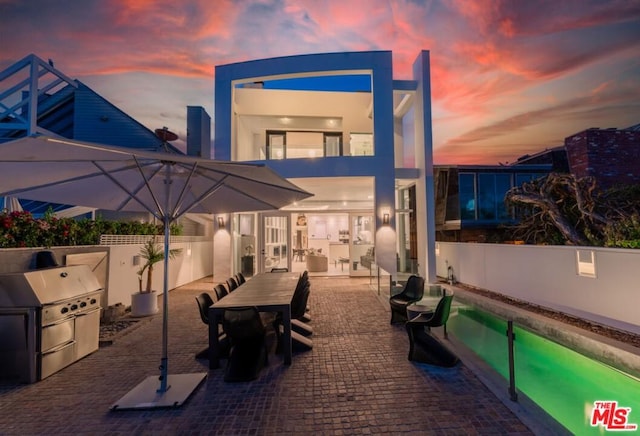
[110,164,207,410]
[157,214,171,393]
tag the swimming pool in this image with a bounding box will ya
[446,303,640,434]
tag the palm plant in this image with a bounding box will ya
[137,239,182,293]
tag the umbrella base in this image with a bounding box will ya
[110,373,206,410]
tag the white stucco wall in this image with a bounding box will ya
[107,240,213,307]
[436,242,640,335]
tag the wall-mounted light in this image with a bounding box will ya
[217,216,225,228]
[382,213,390,225]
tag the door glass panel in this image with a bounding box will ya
[325,134,342,157]
[350,214,374,276]
[268,133,285,160]
[235,214,256,278]
[262,215,289,272]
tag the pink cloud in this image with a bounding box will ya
[1,0,638,164]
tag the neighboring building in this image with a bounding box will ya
[433,164,554,242]
[433,123,640,242]
[508,145,569,172]
[213,51,437,281]
[435,147,568,242]
[565,125,640,189]
[0,54,210,228]
[0,54,181,152]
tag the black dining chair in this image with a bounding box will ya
[222,306,269,382]
[270,267,289,273]
[283,275,313,335]
[389,275,425,324]
[214,284,228,301]
[194,292,229,359]
[236,272,246,285]
[274,280,313,352]
[226,277,239,292]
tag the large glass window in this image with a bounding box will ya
[478,174,496,220]
[266,130,343,159]
[267,132,286,160]
[324,133,342,157]
[459,174,476,220]
[496,174,512,220]
[349,133,374,156]
[460,172,516,222]
[515,173,545,186]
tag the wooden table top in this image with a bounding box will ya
[211,272,300,309]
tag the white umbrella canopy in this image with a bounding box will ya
[0,135,312,407]
[0,135,311,217]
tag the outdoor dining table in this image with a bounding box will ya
[208,271,300,369]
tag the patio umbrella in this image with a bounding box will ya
[0,134,312,408]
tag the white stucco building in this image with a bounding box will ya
[212,50,436,283]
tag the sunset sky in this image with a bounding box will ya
[1,0,639,164]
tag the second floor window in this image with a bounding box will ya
[267,130,343,159]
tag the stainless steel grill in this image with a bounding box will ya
[0,264,103,383]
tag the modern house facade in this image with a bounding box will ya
[213,51,437,282]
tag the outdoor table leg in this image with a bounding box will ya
[208,308,222,369]
[282,305,292,365]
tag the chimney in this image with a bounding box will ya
[186,106,212,159]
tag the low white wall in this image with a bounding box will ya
[0,241,213,309]
[436,242,640,335]
[107,240,213,307]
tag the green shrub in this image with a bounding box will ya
[0,210,182,248]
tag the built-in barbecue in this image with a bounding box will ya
[0,264,103,383]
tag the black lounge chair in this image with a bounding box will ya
[389,275,425,324]
[405,294,458,367]
[222,306,268,382]
[194,292,228,359]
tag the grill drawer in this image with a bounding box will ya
[41,340,75,380]
[41,317,74,352]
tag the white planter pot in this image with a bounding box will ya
[130,291,159,317]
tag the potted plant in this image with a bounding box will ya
[130,238,181,317]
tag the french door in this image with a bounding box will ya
[259,213,290,273]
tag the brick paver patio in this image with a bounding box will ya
[0,276,532,435]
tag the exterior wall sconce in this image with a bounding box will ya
[217,216,225,228]
[382,213,390,225]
